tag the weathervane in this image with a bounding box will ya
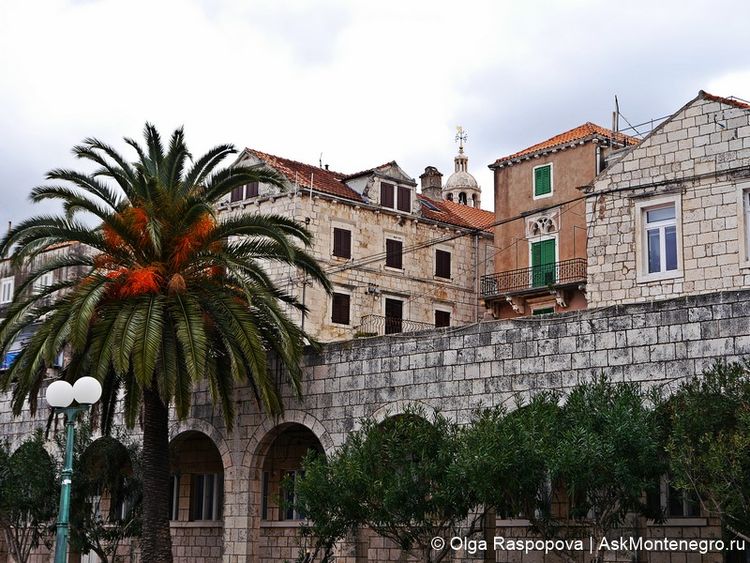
[455,125,468,153]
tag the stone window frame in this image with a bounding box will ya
[384,233,405,272]
[525,210,560,239]
[434,244,453,280]
[433,303,452,327]
[330,220,354,261]
[527,232,558,272]
[532,162,554,201]
[330,287,353,327]
[736,181,750,269]
[634,194,683,284]
[382,294,408,324]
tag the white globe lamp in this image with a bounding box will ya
[46,380,74,408]
[72,377,102,405]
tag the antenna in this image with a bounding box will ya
[612,95,620,134]
[319,153,323,168]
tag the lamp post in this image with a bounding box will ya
[46,377,102,563]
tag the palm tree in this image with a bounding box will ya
[0,124,331,562]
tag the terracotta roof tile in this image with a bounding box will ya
[417,195,495,233]
[491,122,637,167]
[701,91,750,110]
[245,148,363,202]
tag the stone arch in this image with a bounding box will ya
[242,410,334,472]
[459,191,468,205]
[370,399,438,425]
[169,418,233,470]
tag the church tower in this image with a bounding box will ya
[443,126,481,207]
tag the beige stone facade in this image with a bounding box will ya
[219,149,495,343]
[586,91,750,307]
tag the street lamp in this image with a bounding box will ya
[46,377,102,563]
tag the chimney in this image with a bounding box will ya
[419,166,443,200]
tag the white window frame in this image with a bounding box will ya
[635,195,683,283]
[191,473,221,522]
[33,272,53,294]
[382,295,407,324]
[330,287,353,327]
[0,276,13,304]
[532,162,554,201]
[737,183,750,269]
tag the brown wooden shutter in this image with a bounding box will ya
[397,186,411,212]
[435,310,451,328]
[385,239,402,269]
[331,293,350,325]
[333,228,351,259]
[246,181,259,198]
[385,298,403,334]
[230,186,244,202]
[435,250,451,279]
[381,183,395,208]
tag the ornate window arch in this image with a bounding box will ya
[527,214,558,238]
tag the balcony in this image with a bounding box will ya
[357,314,433,337]
[481,258,587,299]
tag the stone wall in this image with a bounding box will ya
[4,289,750,561]
[587,93,750,308]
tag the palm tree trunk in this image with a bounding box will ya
[141,387,173,563]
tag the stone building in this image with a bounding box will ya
[219,146,495,342]
[482,123,636,318]
[586,91,750,307]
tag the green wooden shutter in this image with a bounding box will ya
[531,239,556,287]
[534,165,551,197]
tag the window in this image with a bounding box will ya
[647,476,700,518]
[169,474,180,520]
[282,470,304,520]
[458,192,467,205]
[530,238,556,287]
[0,277,13,304]
[435,309,450,328]
[33,272,53,294]
[384,298,403,334]
[261,471,270,520]
[385,239,403,269]
[644,204,678,275]
[380,182,395,208]
[397,186,411,212]
[446,193,454,201]
[332,227,352,259]
[435,249,451,279]
[744,189,750,263]
[245,181,259,198]
[230,185,244,202]
[190,473,222,521]
[331,292,351,325]
[533,164,552,198]
[532,307,555,316]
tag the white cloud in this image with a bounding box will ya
[1,0,749,229]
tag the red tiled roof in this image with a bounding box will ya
[701,90,750,110]
[491,122,637,167]
[244,148,363,202]
[417,195,495,233]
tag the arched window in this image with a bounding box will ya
[446,193,454,201]
[458,192,467,205]
[527,215,557,237]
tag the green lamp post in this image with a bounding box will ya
[46,377,102,563]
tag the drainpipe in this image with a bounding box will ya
[474,234,480,322]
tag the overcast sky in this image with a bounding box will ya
[1,0,750,226]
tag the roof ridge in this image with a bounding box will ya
[246,148,348,177]
[491,121,637,167]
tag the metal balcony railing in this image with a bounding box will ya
[357,314,434,336]
[480,258,587,298]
